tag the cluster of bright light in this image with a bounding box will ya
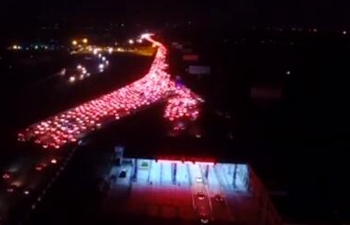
[73,36,150,55]
[61,53,110,83]
[72,38,88,46]
[18,34,201,149]
[9,44,62,51]
[62,64,91,83]
[164,86,200,122]
[11,45,22,50]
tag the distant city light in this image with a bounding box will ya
[82,38,88,44]
[108,47,113,54]
[137,38,143,43]
[69,76,76,83]
[99,64,105,70]
[72,40,78,46]
[128,39,134,44]
[286,70,291,75]
[343,30,347,35]
[141,33,153,39]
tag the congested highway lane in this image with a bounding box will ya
[19,34,202,149]
[1,34,203,224]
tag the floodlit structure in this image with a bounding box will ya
[103,153,282,225]
[18,34,201,149]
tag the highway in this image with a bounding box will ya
[1,34,202,224]
[0,150,65,224]
[19,33,202,149]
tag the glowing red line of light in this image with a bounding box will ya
[157,159,215,165]
[18,34,202,149]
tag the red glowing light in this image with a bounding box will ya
[19,34,202,149]
[2,173,10,179]
[35,166,43,171]
[158,158,215,165]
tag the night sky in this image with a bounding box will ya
[0,0,349,29]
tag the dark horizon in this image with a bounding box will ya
[1,0,350,30]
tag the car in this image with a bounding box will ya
[199,215,210,224]
[35,163,48,171]
[23,187,35,196]
[7,184,21,193]
[214,194,224,202]
[119,170,127,178]
[197,192,205,200]
[196,177,203,183]
[2,171,18,181]
[60,68,66,76]
[2,171,12,180]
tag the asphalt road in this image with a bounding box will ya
[0,50,153,224]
